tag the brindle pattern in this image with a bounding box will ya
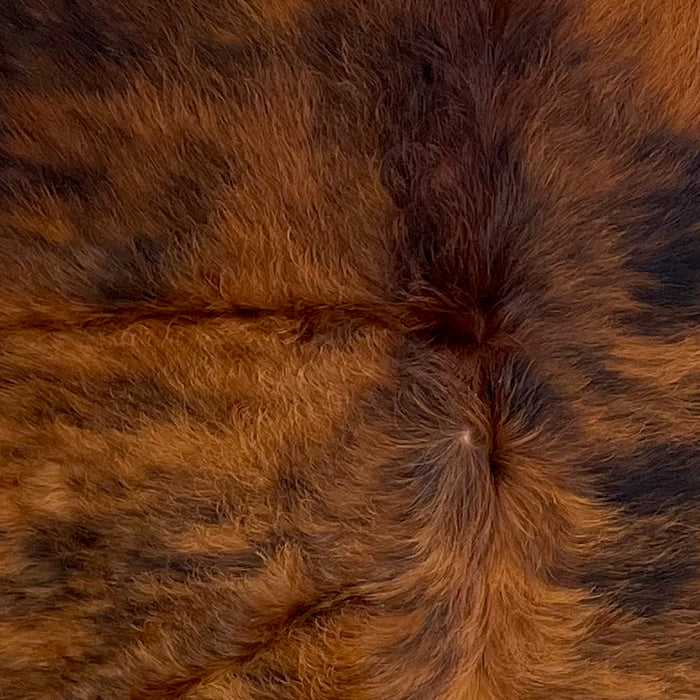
[0,1,698,698]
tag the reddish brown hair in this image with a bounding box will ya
[0,0,698,697]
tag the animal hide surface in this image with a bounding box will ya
[0,1,698,698]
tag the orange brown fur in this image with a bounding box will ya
[0,0,698,698]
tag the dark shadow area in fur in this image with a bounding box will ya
[378,602,460,700]
[0,367,181,431]
[85,138,233,309]
[0,153,106,203]
[0,363,260,435]
[22,520,104,584]
[620,132,700,334]
[1,516,274,607]
[578,523,697,619]
[573,351,636,395]
[0,0,144,93]
[587,443,700,516]
[90,235,168,308]
[130,549,266,582]
[499,356,570,434]
[195,38,269,77]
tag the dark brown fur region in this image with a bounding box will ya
[0,0,698,698]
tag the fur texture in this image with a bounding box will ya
[0,0,698,697]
